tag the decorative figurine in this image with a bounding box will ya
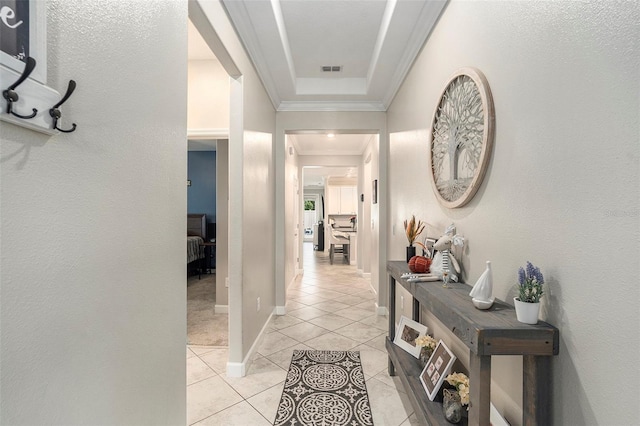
[469,261,495,309]
[430,224,465,282]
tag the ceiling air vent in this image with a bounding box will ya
[321,66,342,72]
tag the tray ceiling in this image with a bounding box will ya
[221,0,447,112]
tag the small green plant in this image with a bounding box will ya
[517,261,545,303]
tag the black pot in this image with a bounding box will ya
[406,246,416,263]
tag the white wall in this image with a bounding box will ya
[387,1,639,424]
[0,1,187,424]
[188,59,230,131]
[241,131,275,352]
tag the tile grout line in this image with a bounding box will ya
[187,243,414,425]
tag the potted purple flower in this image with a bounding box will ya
[514,261,545,324]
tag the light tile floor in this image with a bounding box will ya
[187,243,418,425]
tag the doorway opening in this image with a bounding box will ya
[287,132,378,287]
[186,13,232,347]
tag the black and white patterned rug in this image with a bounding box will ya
[274,350,374,426]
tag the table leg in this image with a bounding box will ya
[468,353,491,426]
[523,355,552,425]
[388,273,396,376]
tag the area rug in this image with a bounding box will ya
[274,350,374,426]
[187,274,228,346]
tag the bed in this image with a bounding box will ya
[187,214,206,269]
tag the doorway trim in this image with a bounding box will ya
[274,112,389,317]
[189,0,245,377]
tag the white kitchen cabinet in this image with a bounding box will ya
[327,185,357,214]
[340,186,357,215]
[327,186,341,214]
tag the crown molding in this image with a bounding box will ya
[277,101,386,112]
[221,0,282,109]
[382,0,448,108]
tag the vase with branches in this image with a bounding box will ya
[403,215,425,262]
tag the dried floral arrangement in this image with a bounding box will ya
[403,215,425,246]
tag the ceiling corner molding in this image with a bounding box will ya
[277,101,386,112]
[382,0,449,108]
[270,0,297,83]
[221,0,282,109]
[366,0,398,87]
[188,128,229,139]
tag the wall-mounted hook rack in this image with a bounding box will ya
[2,57,38,119]
[49,80,77,133]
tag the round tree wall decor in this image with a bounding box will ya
[428,67,495,208]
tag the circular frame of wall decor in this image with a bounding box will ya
[428,67,495,209]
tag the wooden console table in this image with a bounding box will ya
[386,261,559,426]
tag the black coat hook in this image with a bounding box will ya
[49,80,77,133]
[2,57,38,119]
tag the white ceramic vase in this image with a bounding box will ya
[514,297,540,325]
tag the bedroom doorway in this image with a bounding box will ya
[186,15,231,348]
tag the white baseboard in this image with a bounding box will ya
[226,308,274,377]
[375,304,388,316]
[357,269,371,279]
[214,304,228,314]
[369,283,378,296]
[287,275,298,290]
[226,361,245,377]
[275,306,286,315]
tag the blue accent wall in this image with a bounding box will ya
[188,151,216,222]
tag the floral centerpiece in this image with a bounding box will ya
[442,372,469,423]
[403,215,425,262]
[514,261,545,324]
[414,335,437,367]
[445,372,469,406]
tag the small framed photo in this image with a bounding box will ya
[393,315,428,358]
[419,340,456,401]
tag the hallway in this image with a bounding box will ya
[186,243,416,425]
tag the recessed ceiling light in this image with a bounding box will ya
[327,133,335,138]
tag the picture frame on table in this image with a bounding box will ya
[393,315,428,358]
[419,339,456,401]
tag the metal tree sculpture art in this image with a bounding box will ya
[429,68,495,208]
